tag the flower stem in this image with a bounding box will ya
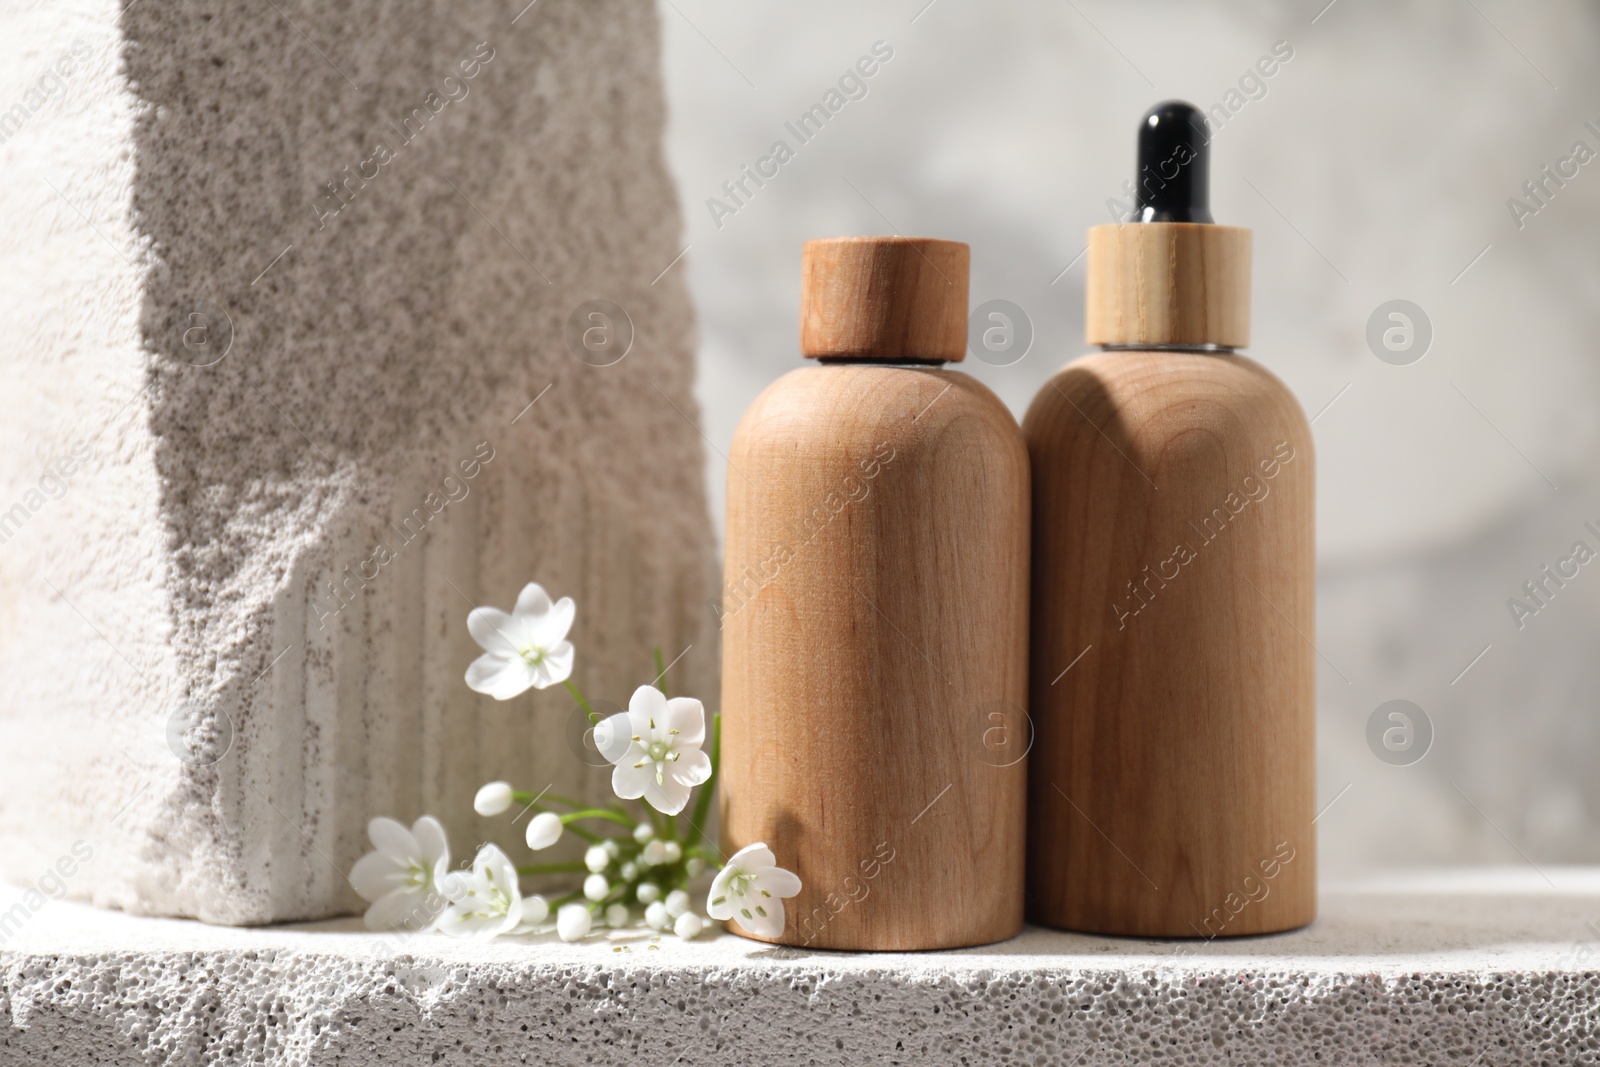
[517,862,587,875]
[687,712,721,856]
[560,808,634,828]
[564,678,598,724]
[652,646,668,696]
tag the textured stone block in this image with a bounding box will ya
[0,0,715,923]
[1,871,1596,1064]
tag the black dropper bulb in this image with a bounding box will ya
[1132,100,1212,223]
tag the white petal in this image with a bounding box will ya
[477,843,518,885]
[363,887,427,931]
[706,889,735,921]
[742,897,786,938]
[627,684,669,730]
[467,607,519,656]
[367,817,419,864]
[530,595,575,646]
[465,653,537,700]
[610,761,650,801]
[669,748,713,788]
[593,712,637,765]
[527,641,574,689]
[348,849,402,902]
[643,773,691,816]
[411,816,449,871]
[756,866,803,899]
[512,582,554,620]
[724,842,776,873]
[663,697,706,747]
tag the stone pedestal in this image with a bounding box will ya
[0,0,716,923]
[1,870,1596,1065]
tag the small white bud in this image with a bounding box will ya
[636,882,661,904]
[473,781,514,816]
[603,839,622,859]
[620,862,637,880]
[664,888,690,919]
[633,822,655,844]
[556,903,592,942]
[645,900,672,931]
[642,839,668,866]
[583,873,610,901]
[663,841,682,864]
[584,845,611,873]
[674,912,704,940]
[686,857,705,877]
[525,812,563,850]
[605,902,630,928]
[524,894,551,925]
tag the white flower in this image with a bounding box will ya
[674,912,704,940]
[620,861,638,881]
[664,888,690,919]
[464,582,575,699]
[583,873,610,901]
[474,781,514,816]
[349,816,450,932]
[557,903,592,941]
[602,839,622,859]
[642,839,668,866]
[645,900,672,931]
[435,843,546,941]
[707,843,802,940]
[636,882,661,904]
[594,686,712,816]
[633,823,654,844]
[686,857,705,878]
[584,845,611,873]
[663,841,682,864]
[605,902,630,927]
[526,811,563,850]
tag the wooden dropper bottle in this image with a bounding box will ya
[719,236,1029,950]
[1024,102,1315,937]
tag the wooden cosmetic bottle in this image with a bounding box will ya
[1024,102,1315,937]
[719,236,1029,950]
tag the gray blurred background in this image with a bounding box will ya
[657,0,1600,878]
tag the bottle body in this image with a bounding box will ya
[1024,350,1315,937]
[720,362,1029,950]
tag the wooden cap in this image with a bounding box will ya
[800,237,969,362]
[1085,223,1251,348]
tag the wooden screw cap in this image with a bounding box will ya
[800,236,969,362]
[1085,223,1251,349]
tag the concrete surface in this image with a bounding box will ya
[0,0,716,925]
[2,869,1597,1065]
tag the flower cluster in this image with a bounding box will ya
[352,582,799,944]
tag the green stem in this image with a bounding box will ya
[517,861,587,875]
[561,808,634,828]
[653,646,668,696]
[687,713,721,855]
[564,678,598,724]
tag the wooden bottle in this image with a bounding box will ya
[1024,102,1316,937]
[719,236,1029,950]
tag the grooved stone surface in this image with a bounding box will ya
[2,870,1598,1065]
[0,0,715,924]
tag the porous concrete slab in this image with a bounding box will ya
[0,0,715,924]
[2,869,1597,1065]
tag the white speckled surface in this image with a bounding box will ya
[3,869,1597,1065]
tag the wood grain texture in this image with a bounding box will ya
[1023,351,1315,937]
[800,237,969,362]
[721,363,1029,950]
[1085,224,1251,349]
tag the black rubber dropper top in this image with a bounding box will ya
[1132,100,1212,223]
